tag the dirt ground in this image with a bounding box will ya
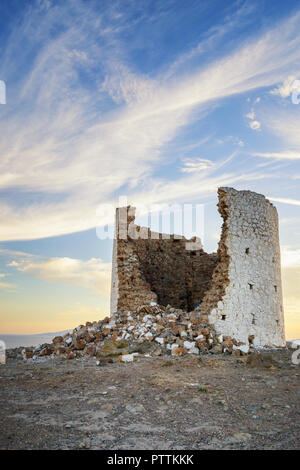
[1,349,299,450]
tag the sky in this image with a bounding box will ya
[0,0,299,339]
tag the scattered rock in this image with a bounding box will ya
[74,339,85,351]
[210,344,223,354]
[53,336,64,345]
[125,404,145,414]
[18,303,256,363]
[119,354,135,363]
[55,346,66,356]
[40,346,53,356]
[66,350,75,360]
[171,347,187,357]
[246,352,278,369]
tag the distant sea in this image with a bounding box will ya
[0,330,71,349]
[287,339,300,347]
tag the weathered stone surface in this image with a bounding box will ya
[22,349,34,360]
[96,357,113,365]
[111,206,218,313]
[246,352,278,368]
[111,188,286,350]
[74,339,85,351]
[40,346,53,356]
[210,344,223,354]
[53,336,64,345]
[85,344,96,357]
[204,188,285,348]
[128,342,155,354]
[24,302,247,362]
[171,346,187,357]
[19,187,286,369]
[96,341,128,358]
[118,353,135,363]
[66,350,75,360]
[55,346,66,355]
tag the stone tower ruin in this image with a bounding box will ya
[110,187,285,348]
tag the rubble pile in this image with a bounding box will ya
[19,304,251,363]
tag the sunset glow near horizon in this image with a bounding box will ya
[0,0,300,340]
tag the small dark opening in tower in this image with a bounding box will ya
[221,314,226,320]
[249,283,253,290]
[248,335,255,344]
[274,285,277,292]
[245,248,249,254]
[251,314,256,325]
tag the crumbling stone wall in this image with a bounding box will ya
[136,239,218,311]
[110,187,285,349]
[204,187,285,348]
[110,206,218,313]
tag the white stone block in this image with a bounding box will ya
[120,354,134,363]
[155,337,164,345]
[183,341,195,350]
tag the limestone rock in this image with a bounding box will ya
[53,336,64,345]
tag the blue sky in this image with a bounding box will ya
[0,0,299,337]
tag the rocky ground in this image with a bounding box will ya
[1,348,299,450]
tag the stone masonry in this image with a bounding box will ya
[111,187,286,349]
[15,187,285,365]
[111,206,218,313]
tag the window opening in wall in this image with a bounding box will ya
[221,314,226,320]
[274,285,277,292]
[249,283,253,290]
[245,248,249,254]
[251,314,256,325]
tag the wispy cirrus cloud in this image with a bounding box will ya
[251,105,300,161]
[268,197,300,207]
[253,151,300,160]
[0,248,35,257]
[180,158,214,173]
[1,2,300,241]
